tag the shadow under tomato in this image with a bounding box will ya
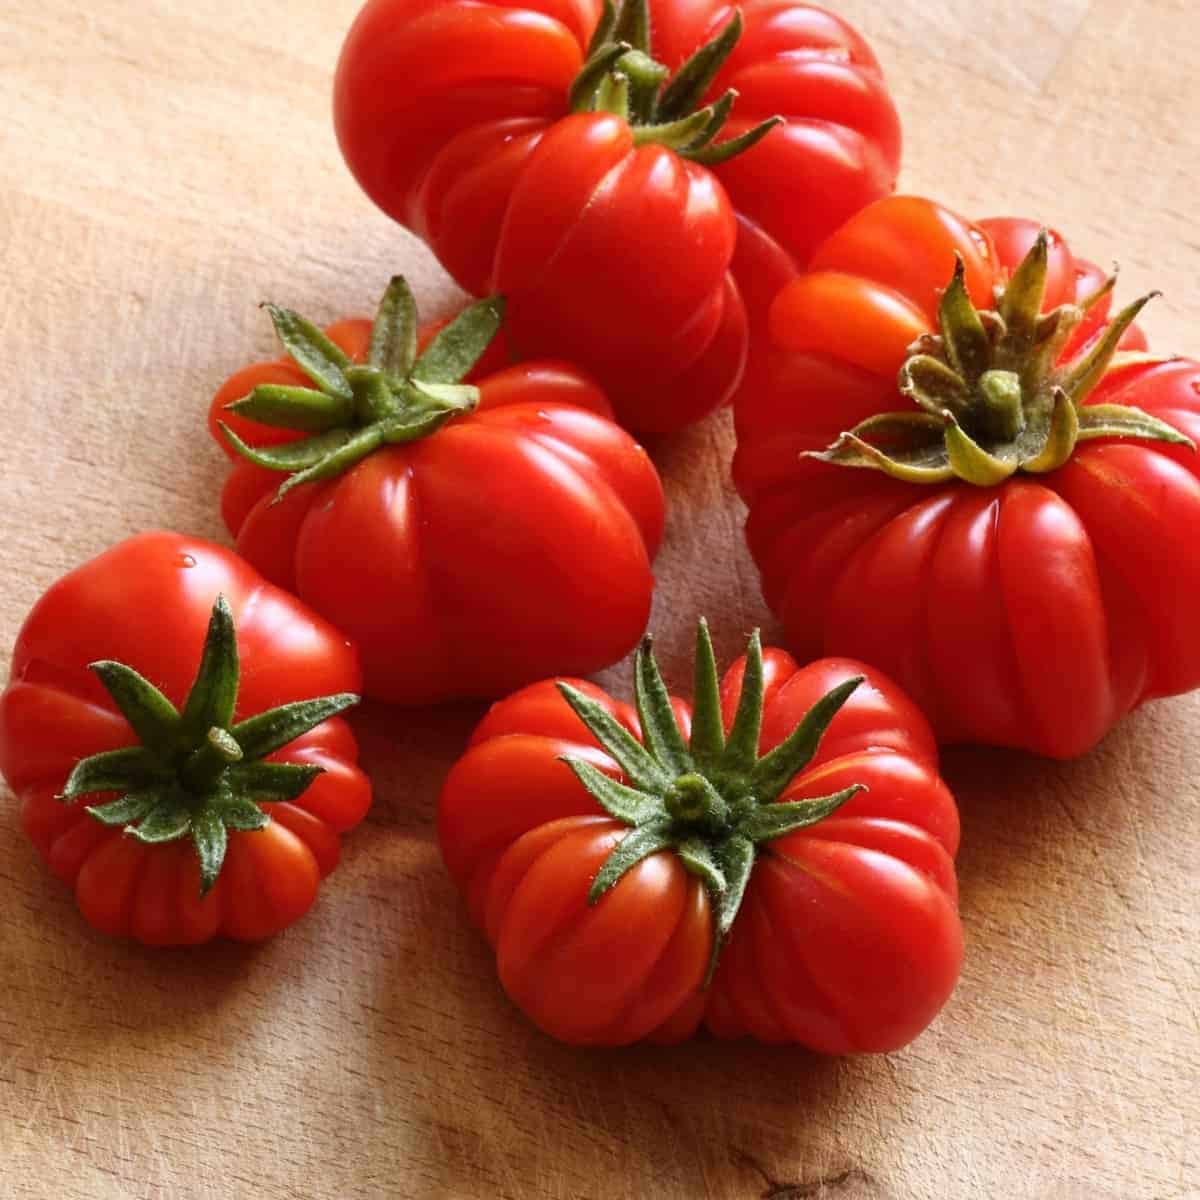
[349,697,488,835]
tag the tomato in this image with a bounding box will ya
[210,279,664,705]
[438,623,962,1050]
[734,194,1199,758]
[333,0,900,432]
[0,532,371,944]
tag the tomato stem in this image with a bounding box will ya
[568,2,782,164]
[807,237,1193,485]
[557,622,865,984]
[56,596,359,896]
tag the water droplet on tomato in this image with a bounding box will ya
[177,553,196,568]
[968,228,992,262]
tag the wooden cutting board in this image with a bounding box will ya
[1,2,1196,1196]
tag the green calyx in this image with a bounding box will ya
[57,596,358,895]
[220,278,504,503]
[558,620,865,984]
[569,0,781,165]
[808,233,1193,486]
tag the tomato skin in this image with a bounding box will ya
[438,652,961,1049]
[334,0,900,432]
[0,533,371,945]
[735,194,1196,758]
[210,319,664,705]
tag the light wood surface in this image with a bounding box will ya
[1,2,1197,1197]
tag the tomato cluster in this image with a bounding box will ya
[3,0,1195,1056]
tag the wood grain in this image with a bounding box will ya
[1,1,1196,1196]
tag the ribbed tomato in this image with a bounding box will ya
[439,624,962,1049]
[735,195,1199,758]
[0,533,370,944]
[209,279,664,705]
[334,0,900,432]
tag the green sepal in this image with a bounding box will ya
[633,636,691,776]
[227,385,354,433]
[609,0,649,54]
[380,407,469,445]
[1075,402,1194,448]
[686,116,782,166]
[84,787,164,827]
[130,799,192,844]
[677,837,727,900]
[585,0,617,56]
[899,355,971,416]
[721,630,764,774]
[944,419,1018,485]
[191,807,228,897]
[587,818,674,903]
[750,677,863,804]
[271,426,385,502]
[1062,293,1158,405]
[225,760,324,803]
[995,229,1048,354]
[404,379,480,411]
[58,746,165,801]
[231,693,359,760]
[569,41,633,112]
[562,756,650,824]
[738,786,865,843]
[262,304,352,400]
[89,661,180,752]
[217,795,270,832]
[179,595,239,741]
[219,424,356,473]
[411,295,505,385]
[688,619,725,770]
[682,89,736,151]
[594,71,631,118]
[368,276,419,383]
[657,11,742,121]
[632,104,715,150]
[1022,388,1079,473]
[705,835,754,984]
[807,429,955,483]
[938,257,991,384]
[556,682,669,791]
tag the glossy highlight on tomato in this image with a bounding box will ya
[735,194,1200,758]
[334,0,901,431]
[0,533,371,945]
[438,625,962,1049]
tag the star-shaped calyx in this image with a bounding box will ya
[558,621,865,983]
[809,233,1193,485]
[219,278,504,503]
[57,596,358,894]
[568,0,782,165]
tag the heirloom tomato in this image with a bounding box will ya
[210,278,663,705]
[334,0,900,432]
[439,622,962,1050]
[735,194,1199,758]
[0,533,370,944]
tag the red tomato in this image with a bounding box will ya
[0,533,371,944]
[209,284,664,705]
[735,194,1199,758]
[438,626,961,1050]
[334,0,900,432]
